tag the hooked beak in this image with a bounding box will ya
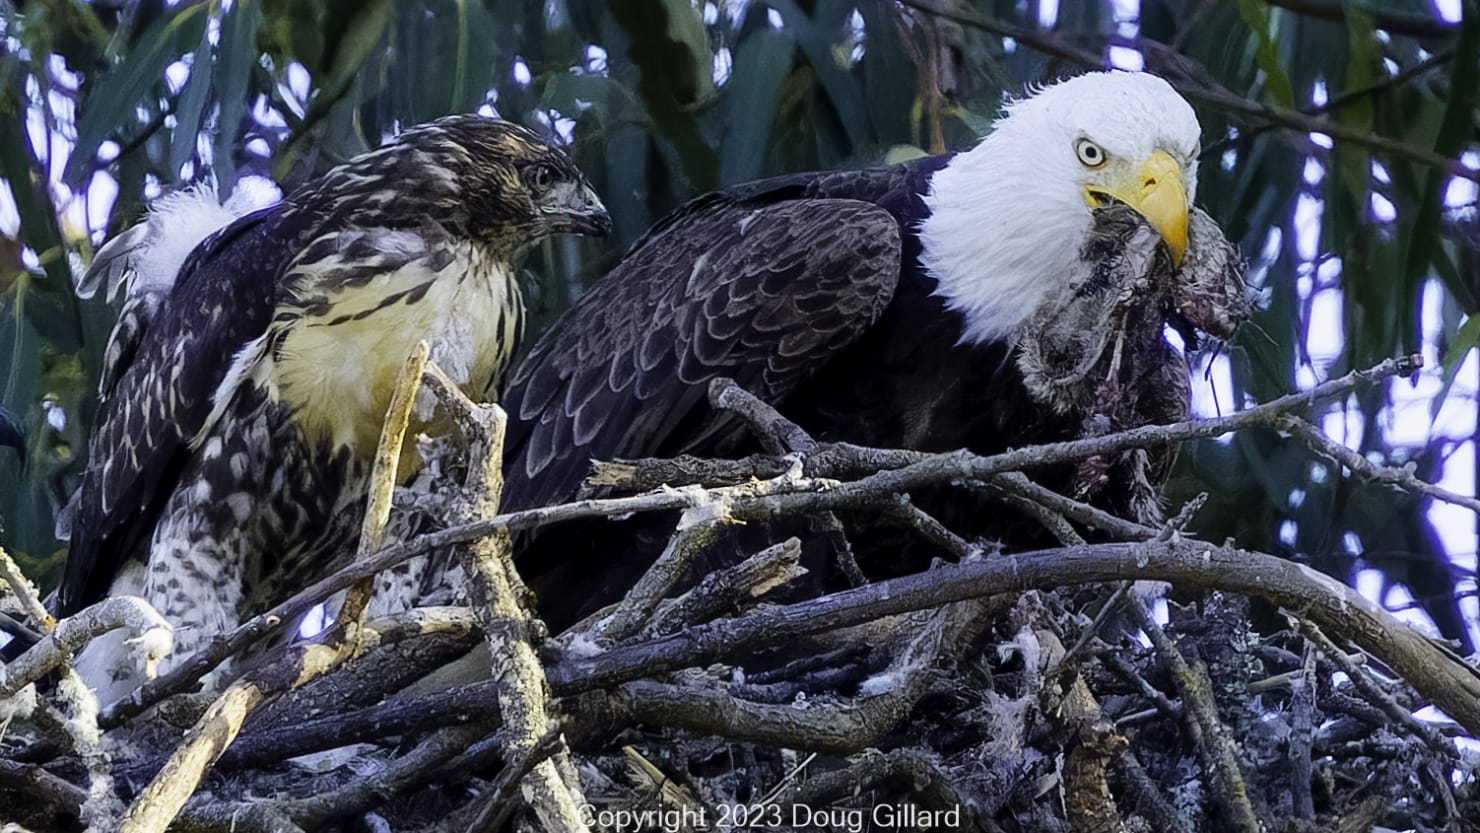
[543,181,612,237]
[1085,150,1189,266]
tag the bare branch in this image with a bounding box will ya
[1,596,171,697]
[547,539,1480,737]
[336,340,431,639]
[0,544,51,631]
[1282,415,1480,516]
[424,362,590,833]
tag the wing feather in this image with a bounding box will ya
[59,207,294,615]
[501,196,902,511]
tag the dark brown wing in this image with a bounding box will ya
[59,207,292,615]
[501,196,903,511]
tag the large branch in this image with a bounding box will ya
[545,539,1480,737]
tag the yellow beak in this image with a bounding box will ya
[1086,150,1189,266]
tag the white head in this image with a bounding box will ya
[919,71,1201,345]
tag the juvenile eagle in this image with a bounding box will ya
[500,72,1248,629]
[63,116,609,700]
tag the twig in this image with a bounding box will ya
[545,538,1480,737]
[1297,619,1456,758]
[0,758,88,821]
[982,478,1085,545]
[171,800,307,833]
[0,544,51,630]
[1111,751,1191,833]
[423,360,590,833]
[1281,415,1480,516]
[219,676,500,769]
[1,596,171,697]
[642,538,806,638]
[604,513,728,642]
[709,378,817,455]
[119,683,266,833]
[1102,651,1181,719]
[118,350,439,833]
[879,494,977,558]
[1126,594,1261,833]
[607,600,992,753]
[1287,644,1317,821]
[336,341,431,640]
[463,727,566,833]
[279,723,493,829]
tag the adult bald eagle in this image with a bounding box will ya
[500,72,1247,629]
[63,116,609,701]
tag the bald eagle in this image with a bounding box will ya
[63,116,609,701]
[500,73,1248,629]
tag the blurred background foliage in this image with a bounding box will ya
[1,0,1477,648]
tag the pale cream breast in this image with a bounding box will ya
[269,247,520,455]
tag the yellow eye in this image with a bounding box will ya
[1075,138,1106,168]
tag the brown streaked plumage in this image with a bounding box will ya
[63,115,609,702]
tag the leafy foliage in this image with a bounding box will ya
[0,0,1476,645]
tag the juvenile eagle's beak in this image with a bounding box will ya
[544,182,612,237]
[1087,151,1189,266]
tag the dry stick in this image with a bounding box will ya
[171,801,308,833]
[983,478,1086,546]
[0,596,171,697]
[217,663,493,770]
[0,758,89,820]
[0,543,52,629]
[1125,594,1261,833]
[1281,415,1480,515]
[642,537,806,639]
[117,344,432,833]
[420,362,590,833]
[603,515,726,642]
[463,728,566,833]
[1297,619,1456,758]
[278,723,492,829]
[1,545,131,829]
[547,539,1480,737]
[611,601,992,754]
[103,356,1422,726]
[336,340,431,638]
[709,378,818,455]
[1287,645,1318,822]
[878,494,977,558]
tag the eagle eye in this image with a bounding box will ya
[1074,138,1106,168]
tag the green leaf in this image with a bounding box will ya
[169,13,215,181]
[1433,311,1480,419]
[1402,0,1480,328]
[305,0,394,124]
[772,0,870,152]
[1237,0,1295,107]
[213,0,261,194]
[64,2,209,186]
[720,28,795,185]
[608,0,718,191]
[0,114,69,291]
